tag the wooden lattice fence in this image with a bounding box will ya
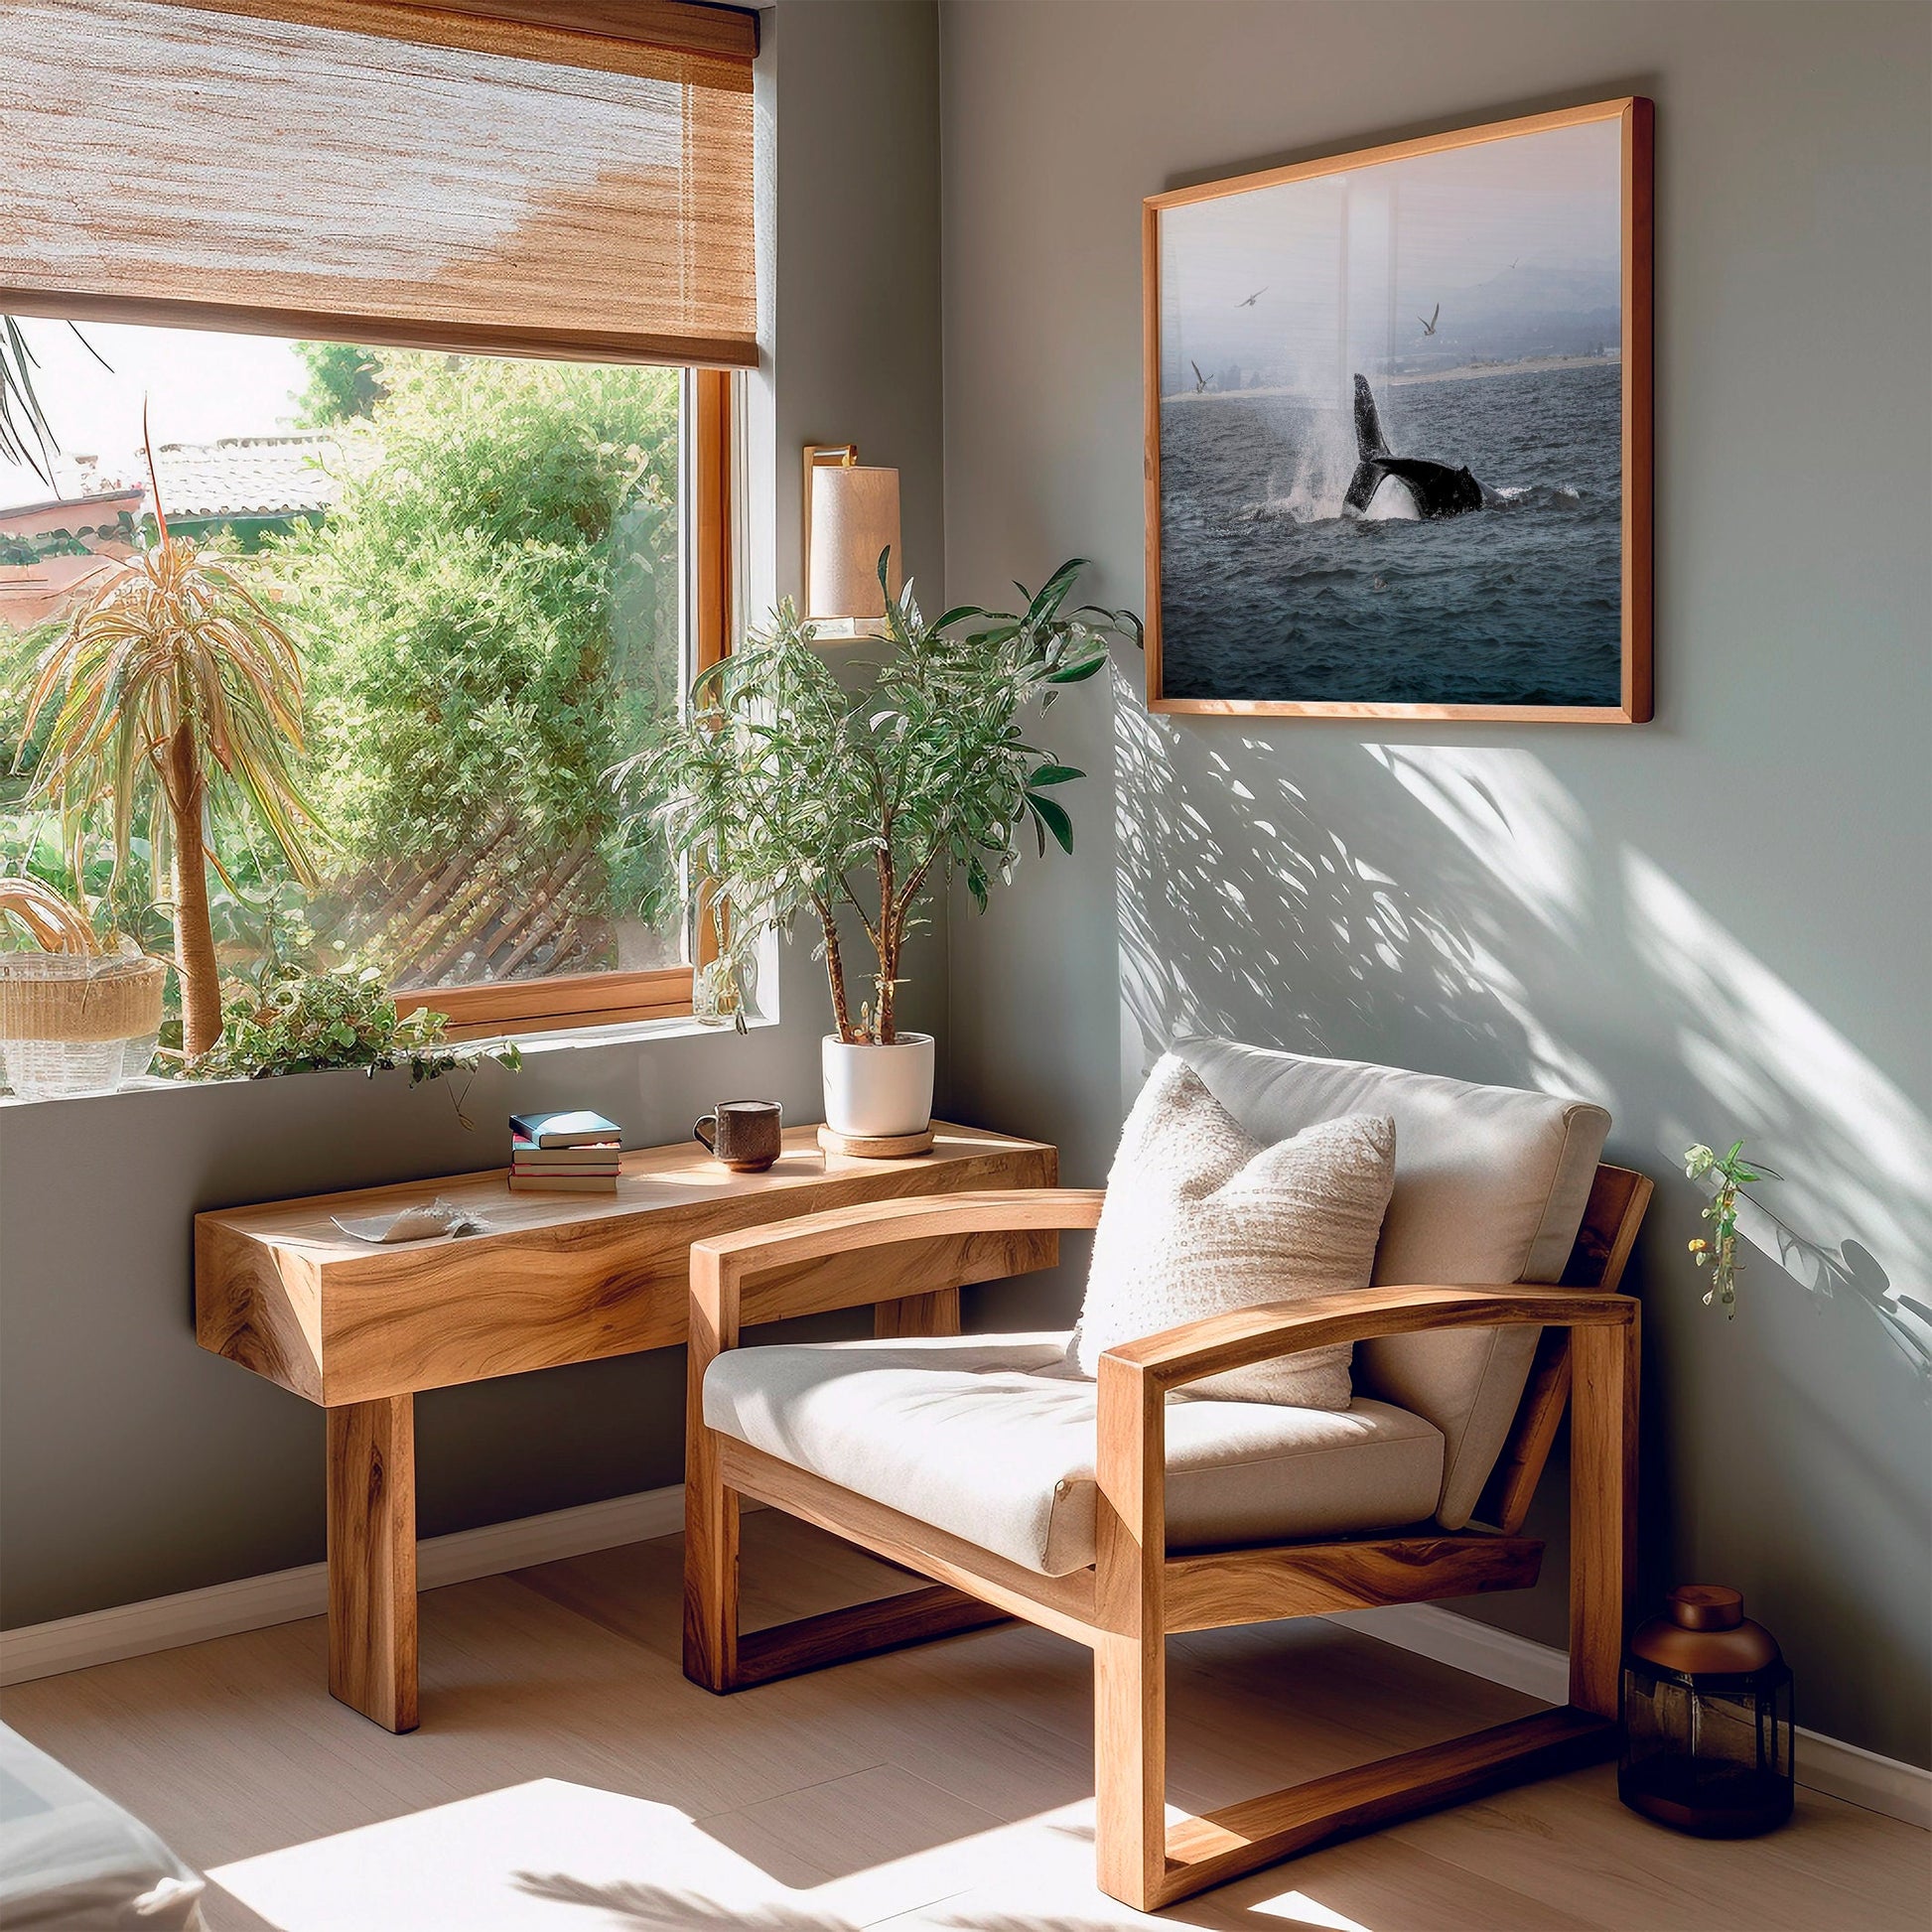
[307,809,613,990]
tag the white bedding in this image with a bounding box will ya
[0,1722,205,1929]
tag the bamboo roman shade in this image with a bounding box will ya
[0,0,759,366]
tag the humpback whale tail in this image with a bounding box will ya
[1352,373,1391,460]
[1344,374,1393,513]
[1342,373,1484,520]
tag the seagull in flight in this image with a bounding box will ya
[1417,303,1441,337]
[1190,358,1210,393]
[1238,285,1269,308]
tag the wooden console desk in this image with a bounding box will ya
[195,1122,1057,1730]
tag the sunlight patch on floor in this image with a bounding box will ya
[205,1777,1174,1932]
[1249,1889,1377,1931]
[208,1780,832,1931]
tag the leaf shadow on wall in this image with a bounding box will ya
[1111,678,1931,1684]
[1113,678,1926,1368]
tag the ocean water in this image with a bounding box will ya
[1158,362,1623,707]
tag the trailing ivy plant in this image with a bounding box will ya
[621,556,1140,1042]
[190,964,521,1124]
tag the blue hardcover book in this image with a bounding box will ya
[508,1109,622,1150]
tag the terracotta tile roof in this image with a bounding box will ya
[148,435,340,519]
[2,436,343,526]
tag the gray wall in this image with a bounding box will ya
[0,0,945,1631]
[5,0,1928,1782]
[940,0,1931,1768]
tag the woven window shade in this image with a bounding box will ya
[0,0,758,366]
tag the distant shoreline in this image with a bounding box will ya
[1388,352,1619,387]
[1163,352,1619,406]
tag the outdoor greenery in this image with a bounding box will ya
[190,964,521,1124]
[2,317,56,483]
[20,482,321,1056]
[276,349,683,935]
[624,557,1140,1043]
[294,340,384,426]
[3,336,688,1084]
[2,314,109,485]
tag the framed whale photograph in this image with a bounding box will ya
[1143,97,1653,722]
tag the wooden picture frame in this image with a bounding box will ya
[1144,98,1653,723]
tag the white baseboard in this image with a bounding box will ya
[1330,1600,1570,1703]
[0,1483,687,1689]
[5,1494,1925,1833]
[1326,1600,1931,1832]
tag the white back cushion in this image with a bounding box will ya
[1070,1056,1395,1407]
[1173,1037,1609,1527]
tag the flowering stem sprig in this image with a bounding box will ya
[1684,1140,1781,1317]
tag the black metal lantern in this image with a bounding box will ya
[1619,1585,1794,1837]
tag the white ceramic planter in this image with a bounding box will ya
[821,1033,935,1139]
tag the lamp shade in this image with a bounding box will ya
[807,465,901,621]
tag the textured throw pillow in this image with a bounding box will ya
[1068,1056,1396,1408]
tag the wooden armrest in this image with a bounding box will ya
[689,1187,1106,1355]
[1100,1282,1635,1394]
[695,1188,1105,1282]
[1091,1283,1639,1593]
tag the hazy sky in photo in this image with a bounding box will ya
[1,320,304,507]
[1160,118,1622,398]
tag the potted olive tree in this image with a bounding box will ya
[625,558,1138,1139]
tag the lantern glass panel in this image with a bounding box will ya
[1619,1657,1794,1837]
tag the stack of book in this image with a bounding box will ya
[508,1111,622,1192]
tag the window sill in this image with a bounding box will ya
[0,1007,773,1109]
[489,1007,770,1059]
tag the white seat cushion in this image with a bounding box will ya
[704,1330,1446,1578]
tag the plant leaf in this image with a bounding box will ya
[1027,791,1073,854]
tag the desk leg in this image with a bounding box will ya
[327,1394,418,1732]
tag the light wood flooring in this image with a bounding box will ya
[4,1512,1926,1931]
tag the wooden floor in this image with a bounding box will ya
[4,1512,1925,1931]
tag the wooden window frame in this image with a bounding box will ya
[147,0,758,71]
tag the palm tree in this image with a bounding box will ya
[2,318,57,483]
[3,316,107,485]
[21,454,322,1054]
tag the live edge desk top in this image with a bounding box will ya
[196,1122,1059,1409]
[194,1122,1058,1733]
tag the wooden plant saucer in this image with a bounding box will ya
[817,1124,936,1160]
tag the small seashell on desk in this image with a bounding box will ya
[331,1198,491,1244]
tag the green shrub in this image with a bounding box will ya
[276,351,683,930]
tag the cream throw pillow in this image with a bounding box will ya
[1068,1056,1396,1408]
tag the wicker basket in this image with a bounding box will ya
[0,952,168,1099]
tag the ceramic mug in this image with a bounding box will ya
[693,1099,782,1173]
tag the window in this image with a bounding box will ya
[1,0,755,1044]
[0,324,734,1039]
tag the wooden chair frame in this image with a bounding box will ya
[684,1167,1650,1912]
